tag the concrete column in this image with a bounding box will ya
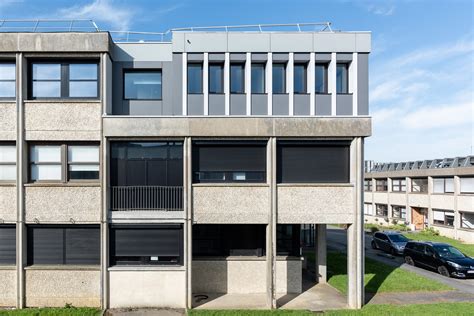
[182,53,187,115]
[224,52,230,115]
[308,52,315,116]
[267,53,273,115]
[329,52,337,116]
[266,137,277,308]
[203,53,209,116]
[288,52,294,116]
[245,52,251,115]
[185,137,193,308]
[315,224,327,283]
[100,138,109,309]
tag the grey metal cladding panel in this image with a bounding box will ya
[209,53,225,61]
[337,53,353,62]
[230,94,246,115]
[315,53,331,62]
[172,53,183,115]
[252,53,268,62]
[273,53,289,62]
[230,53,246,61]
[187,94,204,115]
[227,33,271,52]
[294,94,310,115]
[187,53,204,61]
[314,33,356,52]
[356,33,371,53]
[251,94,268,115]
[128,101,163,115]
[336,94,353,115]
[358,53,369,115]
[270,33,313,52]
[294,53,310,62]
[185,33,228,52]
[315,94,331,115]
[273,94,289,115]
[209,94,225,115]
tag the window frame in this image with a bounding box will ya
[375,179,388,191]
[0,142,16,183]
[433,177,454,194]
[364,179,373,191]
[460,177,474,194]
[208,62,224,94]
[272,63,287,94]
[0,62,16,100]
[293,62,307,94]
[460,212,474,230]
[432,209,455,227]
[187,62,203,94]
[336,63,349,94]
[122,69,163,101]
[391,205,407,220]
[230,62,245,94]
[251,63,266,94]
[315,63,329,94]
[375,204,388,217]
[392,178,406,192]
[411,178,428,193]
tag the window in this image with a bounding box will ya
[412,178,428,193]
[375,204,388,217]
[30,144,99,182]
[376,179,388,191]
[364,203,373,216]
[392,205,407,219]
[187,63,203,94]
[433,209,455,227]
[433,178,454,194]
[124,71,162,100]
[293,63,307,94]
[272,63,286,94]
[0,225,15,265]
[27,225,100,265]
[277,224,301,256]
[336,63,348,94]
[230,63,245,94]
[392,178,406,192]
[461,212,474,230]
[110,224,183,265]
[277,141,350,183]
[364,179,373,191]
[30,62,99,99]
[192,141,266,183]
[315,63,328,94]
[0,63,16,98]
[209,63,224,94]
[460,177,474,194]
[251,63,265,93]
[0,144,16,181]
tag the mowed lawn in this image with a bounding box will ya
[403,232,474,257]
[0,308,100,316]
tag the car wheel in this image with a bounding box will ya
[405,256,415,266]
[438,266,450,278]
[371,241,378,249]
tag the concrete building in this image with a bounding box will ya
[0,21,371,310]
[364,157,474,243]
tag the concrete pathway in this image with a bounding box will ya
[105,308,185,316]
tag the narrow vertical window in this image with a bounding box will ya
[293,63,307,94]
[187,63,203,94]
[251,64,265,93]
[272,63,286,94]
[315,63,328,94]
[230,63,245,94]
[0,63,16,98]
[336,63,348,94]
[209,64,224,94]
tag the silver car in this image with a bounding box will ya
[371,231,410,255]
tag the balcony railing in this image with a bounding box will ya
[111,186,183,211]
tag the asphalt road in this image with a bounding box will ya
[326,226,474,294]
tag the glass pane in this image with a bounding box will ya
[0,165,16,181]
[209,64,223,94]
[30,146,61,163]
[293,64,306,94]
[272,64,286,93]
[0,145,16,162]
[68,164,99,180]
[127,142,167,159]
[315,64,327,93]
[32,64,61,80]
[230,64,245,93]
[68,146,99,163]
[0,64,15,80]
[31,164,62,180]
[69,64,98,80]
[460,177,474,193]
[251,64,265,93]
[0,81,15,98]
[433,178,444,193]
[445,178,454,192]
[187,64,202,94]
[32,81,61,98]
[69,81,97,98]
[336,64,348,94]
[124,72,162,100]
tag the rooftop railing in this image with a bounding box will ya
[0,19,100,32]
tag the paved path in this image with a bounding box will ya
[105,308,185,316]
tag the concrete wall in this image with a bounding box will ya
[408,193,430,208]
[25,268,100,307]
[192,185,269,224]
[0,186,16,222]
[0,103,16,140]
[276,258,302,294]
[0,269,16,307]
[25,186,101,223]
[430,194,455,210]
[372,192,389,204]
[277,185,354,223]
[109,270,186,308]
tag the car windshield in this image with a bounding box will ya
[433,245,465,259]
[388,234,409,242]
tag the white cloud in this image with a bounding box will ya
[368,4,395,16]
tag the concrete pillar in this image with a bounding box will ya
[100,138,109,309]
[266,137,277,309]
[185,137,193,308]
[315,224,327,283]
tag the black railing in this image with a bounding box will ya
[111,186,183,211]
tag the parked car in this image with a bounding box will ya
[371,231,410,255]
[404,241,474,279]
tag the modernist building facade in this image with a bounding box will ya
[364,157,474,243]
[0,24,370,310]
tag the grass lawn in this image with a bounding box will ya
[325,252,451,294]
[0,308,100,316]
[403,232,474,257]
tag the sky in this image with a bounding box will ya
[1,0,473,163]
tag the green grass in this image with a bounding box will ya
[325,302,474,315]
[403,232,474,257]
[0,308,100,316]
[325,252,451,294]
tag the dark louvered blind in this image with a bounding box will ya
[0,225,16,265]
[65,228,101,265]
[277,141,350,183]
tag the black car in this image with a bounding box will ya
[404,241,474,279]
[371,231,410,255]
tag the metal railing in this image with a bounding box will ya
[0,19,100,32]
[111,186,183,211]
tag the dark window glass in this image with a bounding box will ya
[376,204,388,217]
[272,63,286,93]
[124,71,162,100]
[251,64,265,93]
[293,64,307,94]
[315,63,328,94]
[110,225,183,265]
[0,63,16,98]
[230,63,245,94]
[336,63,348,94]
[67,145,100,180]
[277,224,301,256]
[0,225,16,265]
[187,63,203,94]
[277,141,350,183]
[209,64,224,94]
[376,179,388,191]
[364,179,372,191]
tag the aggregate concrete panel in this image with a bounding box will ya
[0,103,16,140]
[25,186,101,223]
[192,185,270,224]
[458,195,474,211]
[372,192,389,204]
[0,269,16,307]
[276,259,302,294]
[0,186,16,223]
[25,269,100,307]
[407,193,430,208]
[430,194,455,210]
[456,229,474,243]
[388,192,406,206]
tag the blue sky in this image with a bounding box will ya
[1,0,473,163]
